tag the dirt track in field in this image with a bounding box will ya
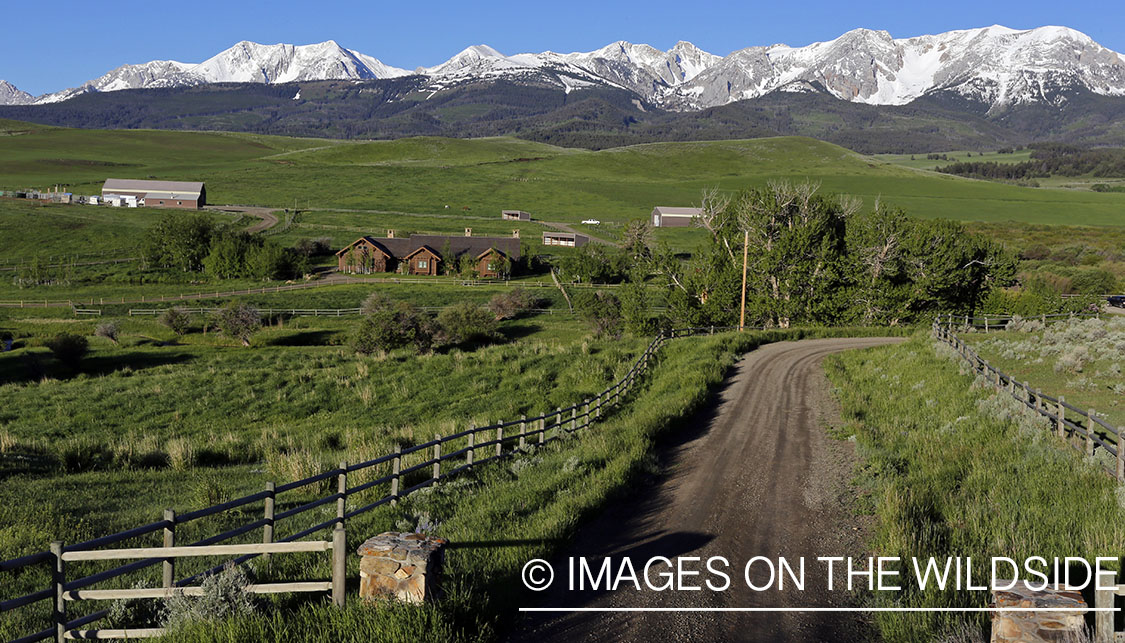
[209,205,280,233]
[513,337,904,643]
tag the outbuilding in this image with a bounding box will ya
[502,210,531,221]
[542,231,589,248]
[101,179,206,209]
[651,206,702,227]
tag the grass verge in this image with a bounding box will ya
[825,334,1125,642]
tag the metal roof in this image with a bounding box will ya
[102,179,204,197]
[651,206,703,216]
[142,191,198,200]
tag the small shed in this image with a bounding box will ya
[651,206,703,227]
[542,231,589,248]
[502,210,531,221]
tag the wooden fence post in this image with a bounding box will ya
[496,425,503,458]
[1057,397,1066,439]
[1035,388,1042,412]
[583,400,590,429]
[162,509,175,588]
[555,408,562,440]
[51,541,65,643]
[336,462,347,529]
[1095,565,1114,641]
[467,427,475,467]
[390,446,401,504]
[571,406,577,432]
[263,482,275,559]
[332,524,346,608]
[984,316,989,333]
[519,415,527,451]
[433,436,442,482]
[1088,410,1097,457]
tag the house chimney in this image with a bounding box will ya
[387,229,395,239]
[512,229,520,238]
[465,228,472,237]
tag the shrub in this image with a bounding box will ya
[437,302,498,345]
[294,237,332,257]
[159,307,192,336]
[162,564,255,629]
[45,333,88,368]
[487,288,539,320]
[217,304,261,346]
[1071,269,1117,295]
[575,290,623,338]
[105,580,163,629]
[351,294,434,354]
[94,322,119,345]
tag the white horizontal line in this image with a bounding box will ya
[520,607,1113,613]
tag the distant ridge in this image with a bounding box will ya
[4,25,1125,114]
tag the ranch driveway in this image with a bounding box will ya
[512,336,904,643]
[208,205,280,234]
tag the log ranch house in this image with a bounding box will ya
[336,232,521,278]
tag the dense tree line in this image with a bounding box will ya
[937,143,1125,180]
[652,183,1016,327]
[141,213,306,280]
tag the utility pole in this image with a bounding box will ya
[739,229,749,331]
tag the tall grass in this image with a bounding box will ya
[2,327,905,642]
[825,334,1125,642]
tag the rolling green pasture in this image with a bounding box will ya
[0,198,238,264]
[3,121,1125,231]
[873,148,1034,170]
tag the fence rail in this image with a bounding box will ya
[0,276,639,309]
[932,314,1122,480]
[1,324,739,642]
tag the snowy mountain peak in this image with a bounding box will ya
[4,25,1124,112]
[0,80,34,105]
[24,39,410,105]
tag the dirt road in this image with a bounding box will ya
[514,337,903,643]
[208,206,280,233]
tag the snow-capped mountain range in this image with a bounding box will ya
[4,25,1124,112]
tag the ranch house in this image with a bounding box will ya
[336,232,521,278]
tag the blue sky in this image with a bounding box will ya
[4,0,1124,95]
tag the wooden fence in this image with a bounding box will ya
[0,276,634,310]
[932,313,1124,481]
[117,306,668,318]
[0,325,737,642]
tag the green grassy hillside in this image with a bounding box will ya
[3,122,1125,228]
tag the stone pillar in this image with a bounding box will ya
[357,532,447,604]
[991,581,1087,642]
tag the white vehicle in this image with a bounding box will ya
[581,219,600,225]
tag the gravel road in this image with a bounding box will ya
[513,337,904,643]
